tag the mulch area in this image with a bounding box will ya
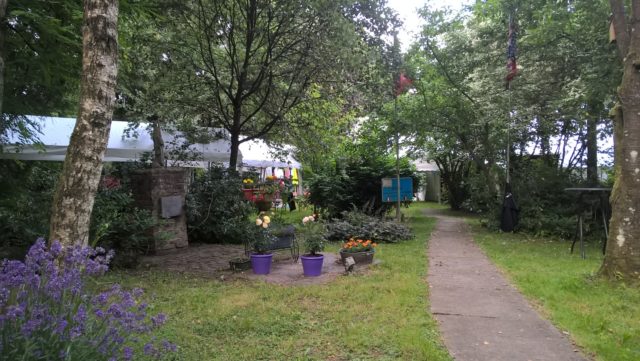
[138,243,375,285]
[139,243,248,275]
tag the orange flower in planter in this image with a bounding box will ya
[341,238,376,253]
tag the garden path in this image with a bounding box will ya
[425,208,589,361]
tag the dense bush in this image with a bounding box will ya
[0,239,175,360]
[90,184,158,267]
[326,210,413,243]
[307,155,419,218]
[468,157,596,239]
[186,166,255,244]
[0,161,159,266]
[0,161,60,251]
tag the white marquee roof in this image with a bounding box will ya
[0,116,237,165]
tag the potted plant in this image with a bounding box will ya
[242,178,256,201]
[298,215,326,277]
[254,181,279,211]
[249,213,276,274]
[339,237,377,265]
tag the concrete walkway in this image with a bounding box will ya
[426,208,589,361]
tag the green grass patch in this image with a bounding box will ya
[470,222,640,361]
[107,203,451,360]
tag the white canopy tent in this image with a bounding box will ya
[239,139,301,169]
[0,116,237,166]
[239,139,303,194]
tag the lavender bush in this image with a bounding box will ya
[0,239,176,360]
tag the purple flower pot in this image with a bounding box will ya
[250,253,273,275]
[300,254,324,277]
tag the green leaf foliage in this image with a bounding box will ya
[326,210,413,243]
[186,165,256,244]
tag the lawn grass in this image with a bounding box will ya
[470,221,640,361]
[108,203,451,360]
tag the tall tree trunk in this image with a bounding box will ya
[49,0,118,246]
[0,0,8,116]
[150,116,165,168]
[228,107,242,171]
[229,132,240,170]
[601,0,640,280]
[586,116,599,185]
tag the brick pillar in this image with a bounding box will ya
[130,167,189,253]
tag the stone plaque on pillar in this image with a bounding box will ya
[161,196,183,218]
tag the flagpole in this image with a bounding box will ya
[507,85,511,185]
[505,12,517,187]
[395,96,401,221]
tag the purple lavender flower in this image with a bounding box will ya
[122,346,134,361]
[5,303,25,320]
[143,342,156,356]
[162,339,177,352]
[54,318,68,335]
[50,240,63,258]
[1,239,177,360]
[151,313,167,327]
[69,325,83,339]
[1,260,27,288]
[20,319,40,337]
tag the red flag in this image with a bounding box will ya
[506,15,518,84]
[395,72,412,96]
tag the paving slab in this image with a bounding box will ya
[426,208,589,361]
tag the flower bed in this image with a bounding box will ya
[339,238,377,265]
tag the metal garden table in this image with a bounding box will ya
[564,187,611,259]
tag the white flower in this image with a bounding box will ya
[302,216,311,224]
[262,222,269,228]
[255,218,263,226]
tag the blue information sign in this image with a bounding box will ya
[381,177,413,203]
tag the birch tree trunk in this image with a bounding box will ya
[49,0,118,246]
[601,0,640,280]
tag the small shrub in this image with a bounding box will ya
[249,213,278,254]
[298,215,326,256]
[326,211,413,243]
[0,239,176,360]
